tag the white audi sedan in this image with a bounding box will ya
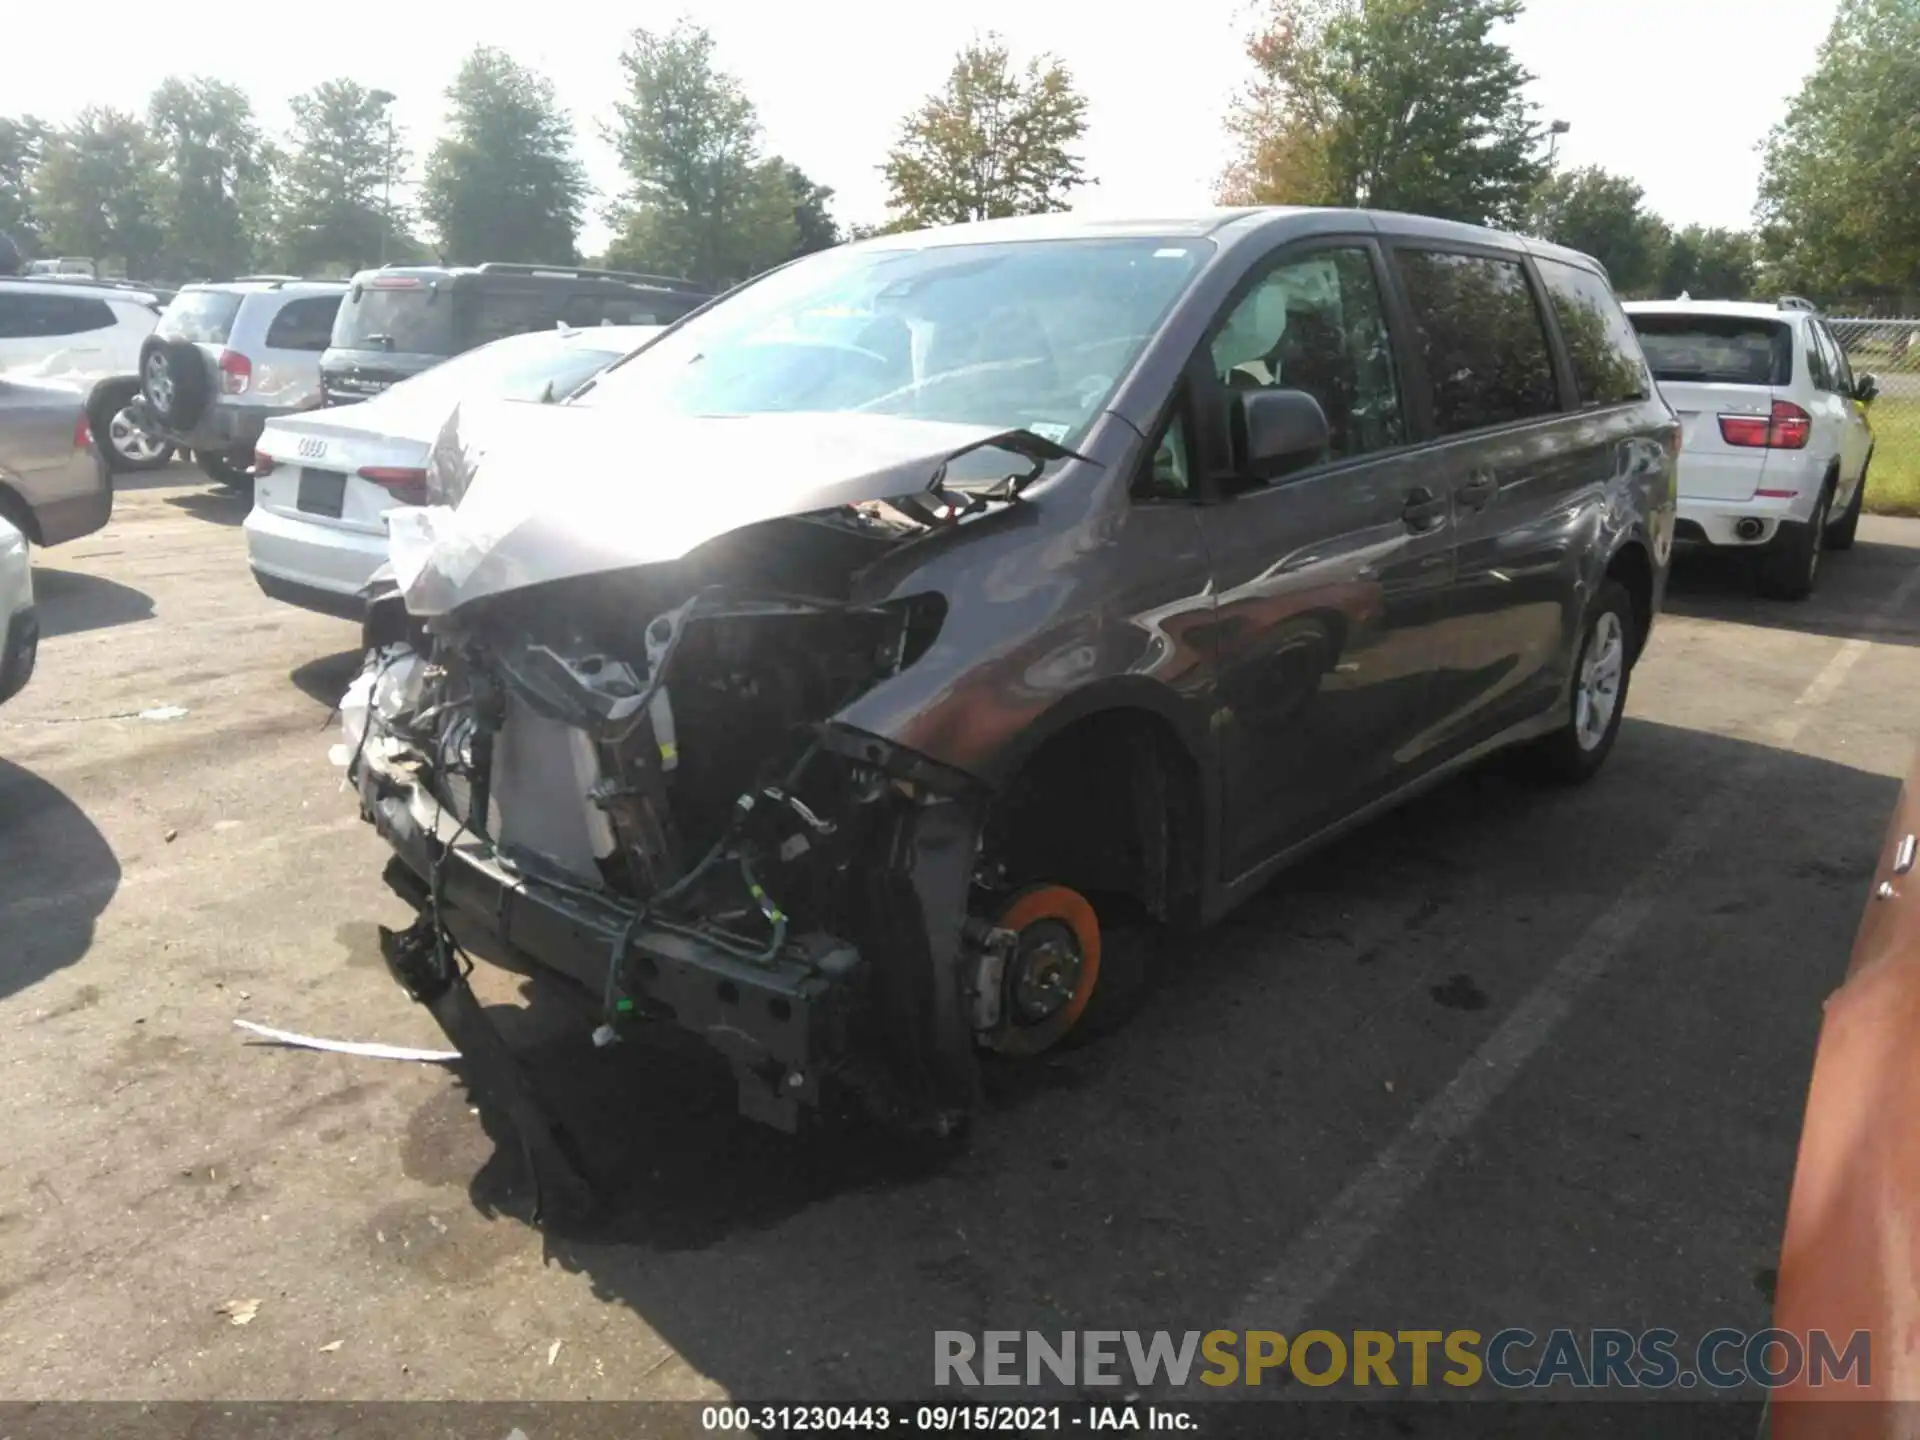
[244,324,660,618]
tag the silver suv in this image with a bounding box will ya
[134,278,346,488]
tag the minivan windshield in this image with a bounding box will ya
[571,237,1211,445]
[331,281,454,355]
[158,289,244,344]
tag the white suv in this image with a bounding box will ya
[1624,297,1877,600]
[0,276,175,471]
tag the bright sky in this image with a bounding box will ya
[6,0,1835,255]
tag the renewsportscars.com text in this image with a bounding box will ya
[934,1328,1871,1391]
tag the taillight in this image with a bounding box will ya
[218,349,252,395]
[358,466,428,505]
[253,451,277,476]
[1719,400,1811,450]
[74,414,91,450]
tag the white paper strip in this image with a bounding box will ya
[233,1017,460,1064]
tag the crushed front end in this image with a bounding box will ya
[344,564,993,1167]
[330,410,1107,1207]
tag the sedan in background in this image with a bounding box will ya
[245,324,661,618]
[0,373,111,547]
[0,512,34,704]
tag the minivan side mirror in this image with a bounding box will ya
[1855,373,1879,405]
[1235,388,1331,483]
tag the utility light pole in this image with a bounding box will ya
[1546,119,1571,165]
[370,89,398,265]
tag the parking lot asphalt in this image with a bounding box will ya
[4,463,1920,1405]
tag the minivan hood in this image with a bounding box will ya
[389,404,1073,617]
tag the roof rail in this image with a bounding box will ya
[1778,295,1819,312]
[471,261,709,294]
[232,274,304,285]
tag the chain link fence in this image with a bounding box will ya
[1830,317,1920,514]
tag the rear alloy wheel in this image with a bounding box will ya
[103,402,174,472]
[1757,486,1830,601]
[1518,579,1634,785]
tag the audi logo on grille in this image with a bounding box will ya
[297,438,327,460]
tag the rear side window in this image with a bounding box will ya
[264,295,343,352]
[0,292,115,338]
[574,289,701,327]
[158,289,243,344]
[1628,313,1792,387]
[466,289,564,346]
[1535,260,1650,407]
[1820,323,1855,394]
[1393,249,1559,435]
[1808,322,1848,394]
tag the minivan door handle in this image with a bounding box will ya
[1402,487,1448,532]
[1458,470,1499,511]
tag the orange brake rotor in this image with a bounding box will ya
[987,884,1102,1057]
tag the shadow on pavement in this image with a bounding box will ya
[394,716,1896,1402]
[0,759,119,1000]
[30,566,155,638]
[108,458,198,493]
[1665,533,1920,647]
[291,649,362,711]
[165,488,250,526]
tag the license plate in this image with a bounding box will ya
[297,468,347,518]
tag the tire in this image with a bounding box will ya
[1757,485,1830,601]
[139,336,211,431]
[90,383,174,474]
[1825,459,1867,551]
[1066,911,1159,1044]
[1518,579,1634,785]
[196,449,253,491]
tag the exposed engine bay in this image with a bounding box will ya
[341,425,1112,1213]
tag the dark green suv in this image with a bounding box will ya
[319,262,710,407]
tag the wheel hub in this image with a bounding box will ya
[978,885,1102,1057]
[1007,919,1084,1025]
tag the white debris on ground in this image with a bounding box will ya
[233,1018,459,1064]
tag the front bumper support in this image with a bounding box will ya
[363,767,867,1133]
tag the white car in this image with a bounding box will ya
[0,514,35,704]
[245,324,660,617]
[1624,297,1877,600]
[0,276,170,472]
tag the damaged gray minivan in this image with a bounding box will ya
[341,208,1677,1205]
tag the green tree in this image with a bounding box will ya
[32,108,166,276]
[780,161,841,257]
[880,34,1089,229]
[1221,0,1544,228]
[148,77,267,280]
[1660,225,1757,300]
[0,116,48,255]
[1756,0,1920,300]
[1526,165,1665,295]
[276,80,416,276]
[604,22,797,286]
[421,47,588,265]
